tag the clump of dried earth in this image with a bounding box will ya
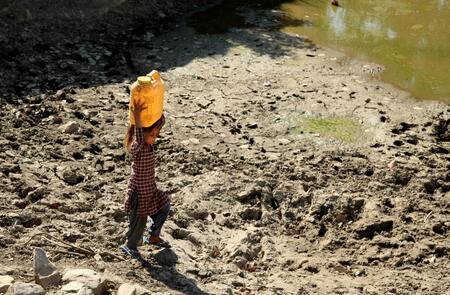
[1,3,450,295]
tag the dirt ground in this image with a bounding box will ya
[1,2,449,295]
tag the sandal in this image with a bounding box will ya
[120,245,142,259]
[143,236,171,248]
[119,245,150,267]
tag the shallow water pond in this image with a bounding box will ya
[188,0,450,104]
[280,0,450,103]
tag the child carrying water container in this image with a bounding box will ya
[120,73,171,260]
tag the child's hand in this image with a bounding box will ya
[131,100,146,127]
[131,100,146,114]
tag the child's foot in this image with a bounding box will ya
[143,236,171,248]
[119,245,151,267]
[119,245,142,259]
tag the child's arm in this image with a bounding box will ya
[130,98,146,159]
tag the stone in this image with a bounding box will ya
[0,276,14,293]
[186,233,201,245]
[171,228,191,239]
[279,138,291,145]
[0,267,15,275]
[234,257,248,270]
[77,286,94,295]
[62,269,104,295]
[246,123,258,129]
[33,247,61,288]
[99,270,120,292]
[61,168,84,185]
[60,281,93,295]
[117,283,137,295]
[231,279,245,287]
[189,138,200,145]
[240,207,262,220]
[6,282,44,295]
[303,263,320,273]
[59,121,80,134]
[353,219,394,239]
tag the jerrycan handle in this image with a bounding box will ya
[147,70,160,81]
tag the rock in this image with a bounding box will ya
[240,207,262,220]
[278,138,291,145]
[0,234,17,245]
[303,263,320,273]
[187,208,208,220]
[59,121,80,134]
[60,168,84,185]
[117,283,137,295]
[353,219,394,239]
[0,276,14,293]
[62,269,104,295]
[431,117,450,141]
[235,185,262,205]
[186,233,201,245]
[0,267,15,275]
[234,257,248,270]
[60,281,93,295]
[99,270,120,292]
[406,135,418,145]
[231,279,245,287]
[393,140,403,146]
[362,285,379,294]
[27,187,48,203]
[246,123,258,129]
[171,228,191,239]
[230,244,259,261]
[391,122,417,134]
[6,282,44,295]
[33,247,61,288]
[189,138,200,145]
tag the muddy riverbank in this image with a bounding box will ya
[1,3,449,295]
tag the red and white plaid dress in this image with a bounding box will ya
[124,127,170,217]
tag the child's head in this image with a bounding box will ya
[124,115,165,150]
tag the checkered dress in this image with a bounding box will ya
[124,127,170,217]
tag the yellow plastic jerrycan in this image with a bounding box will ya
[129,70,165,128]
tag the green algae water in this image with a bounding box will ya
[295,117,364,143]
[188,0,450,104]
[280,0,450,103]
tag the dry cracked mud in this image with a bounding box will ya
[1,3,450,295]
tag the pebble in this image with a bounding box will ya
[0,276,14,293]
[59,121,80,134]
[62,269,104,295]
[60,281,93,295]
[61,168,84,185]
[279,138,291,145]
[117,283,137,295]
[0,267,15,276]
[6,282,44,295]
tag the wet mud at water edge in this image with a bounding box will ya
[1,1,450,295]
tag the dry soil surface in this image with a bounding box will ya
[1,7,450,295]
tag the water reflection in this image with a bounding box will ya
[386,28,397,40]
[436,0,446,10]
[281,0,450,103]
[326,6,346,37]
